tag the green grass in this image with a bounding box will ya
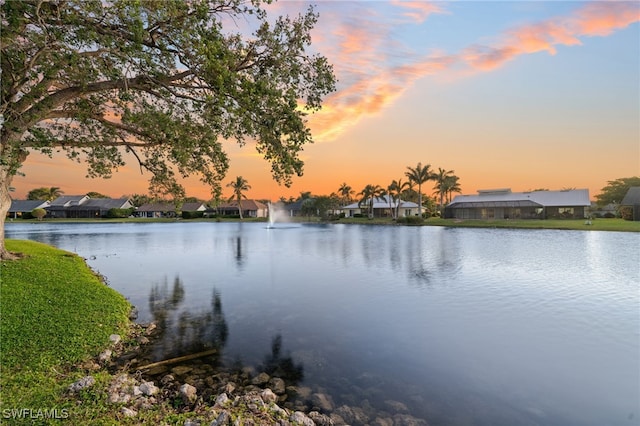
[335,216,640,232]
[1,240,130,422]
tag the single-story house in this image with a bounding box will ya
[217,200,268,218]
[340,195,419,218]
[444,188,591,219]
[620,187,640,221]
[46,195,133,218]
[136,202,207,218]
[7,199,50,218]
[46,195,90,218]
[280,199,306,217]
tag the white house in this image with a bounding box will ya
[341,195,419,218]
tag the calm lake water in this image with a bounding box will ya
[6,222,639,425]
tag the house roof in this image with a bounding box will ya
[218,200,267,210]
[9,199,50,212]
[182,202,207,211]
[448,189,590,208]
[342,195,419,209]
[136,203,176,212]
[71,198,132,210]
[49,195,88,207]
[621,187,640,205]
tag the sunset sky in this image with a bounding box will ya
[12,0,640,202]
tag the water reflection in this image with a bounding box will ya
[260,334,304,385]
[5,222,638,426]
[147,276,228,362]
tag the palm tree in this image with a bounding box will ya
[433,168,454,213]
[389,178,410,219]
[27,186,64,201]
[226,176,251,219]
[358,184,384,218]
[338,182,354,205]
[405,162,433,218]
[442,175,462,204]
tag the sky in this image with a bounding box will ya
[12,0,640,202]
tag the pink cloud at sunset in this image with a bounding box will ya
[390,0,448,24]
[307,0,639,141]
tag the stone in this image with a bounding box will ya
[210,411,230,426]
[184,420,200,426]
[384,399,409,413]
[98,349,112,363]
[120,407,137,417]
[224,382,236,394]
[180,383,198,403]
[214,393,229,408]
[371,418,393,426]
[308,411,334,426]
[293,386,312,399]
[136,335,150,345]
[335,405,369,425]
[260,388,278,404]
[392,414,429,426]
[172,365,194,376]
[269,404,286,417]
[161,374,176,385]
[311,393,335,412]
[139,381,159,396]
[251,372,270,386]
[109,334,121,345]
[68,376,95,393]
[290,411,315,426]
[129,307,139,320]
[268,378,286,394]
[329,413,347,425]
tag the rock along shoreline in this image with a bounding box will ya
[68,317,430,426]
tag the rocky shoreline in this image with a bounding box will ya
[68,320,429,425]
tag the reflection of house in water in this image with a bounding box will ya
[148,276,228,362]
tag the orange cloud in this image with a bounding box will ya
[249,2,639,151]
[460,2,638,71]
[574,1,640,36]
[390,0,448,23]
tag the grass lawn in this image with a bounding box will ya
[1,240,131,424]
[335,217,640,232]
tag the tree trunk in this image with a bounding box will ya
[0,166,17,260]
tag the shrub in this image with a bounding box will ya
[353,213,364,218]
[603,212,617,219]
[181,211,204,219]
[396,216,424,225]
[31,208,46,220]
[619,207,633,221]
[106,208,135,218]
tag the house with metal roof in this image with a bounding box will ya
[620,187,640,221]
[445,189,590,220]
[340,195,419,218]
[7,199,50,219]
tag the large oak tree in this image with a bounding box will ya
[0,0,336,259]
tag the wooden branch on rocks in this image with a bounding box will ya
[135,348,218,371]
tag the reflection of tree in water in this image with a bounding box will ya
[259,334,304,385]
[148,276,228,361]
